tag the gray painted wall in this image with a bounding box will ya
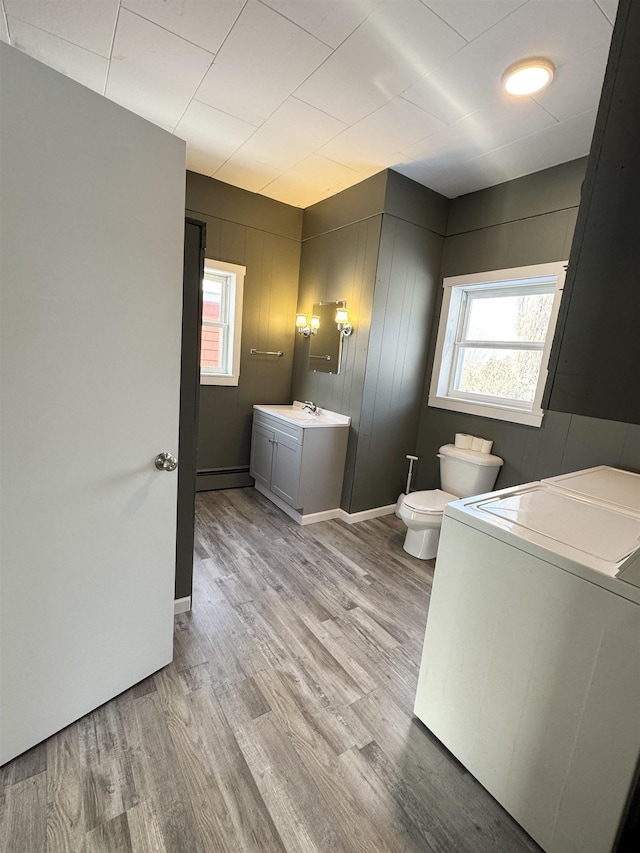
[292,171,446,514]
[353,214,444,510]
[185,172,303,490]
[415,158,640,493]
[291,212,383,511]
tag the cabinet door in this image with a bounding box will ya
[271,433,303,507]
[250,423,274,490]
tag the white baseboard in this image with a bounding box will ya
[298,508,342,525]
[174,596,191,615]
[255,484,394,527]
[255,483,341,525]
[338,504,396,524]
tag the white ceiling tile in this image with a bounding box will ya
[294,0,466,124]
[1,0,618,203]
[392,158,488,198]
[121,0,244,54]
[106,9,213,128]
[395,107,598,199]
[153,121,175,134]
[184,146,220,178]
[238,98,346,171]
[462,108,598,192]
[403,0,614,124]
[403,96,557,164]
[261,182,319,209]
[320,97,445,170]
[423,0,528,42]
[195,1,331,126]
[533,44,609,121]
[438,110,596,195]
[595,0,619,25]
[7,16,108,93]
[260,0,381,48]
[429,162,508,198]
[175,100,256,171]
[4,0,118,57]
[213,154,283,193]
[262,154,362,207]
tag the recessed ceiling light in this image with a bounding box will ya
[502,58,555,96]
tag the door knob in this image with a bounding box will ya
[154,451,178,471]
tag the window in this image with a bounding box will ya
[200,259,245,386]
[429,262,566,427]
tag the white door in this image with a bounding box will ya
[0,44,186,765]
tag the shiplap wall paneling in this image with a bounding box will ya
[351,215,443,512]
[292,215,382,512]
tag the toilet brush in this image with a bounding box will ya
[405,454,418,494]
[395,454,418,517]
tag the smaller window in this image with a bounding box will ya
[429,262,566,427]
[200,259,245,386]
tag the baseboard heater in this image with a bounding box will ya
[196,466,252,492]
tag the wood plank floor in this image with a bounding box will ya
[1,487,541,853]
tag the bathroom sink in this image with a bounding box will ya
[269,406,316,421]
[253,403,350,428]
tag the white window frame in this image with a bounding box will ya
[429,261,566,427]
[200,259,245,387]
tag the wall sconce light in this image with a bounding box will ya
[335,305,353,337]
[296,313,319,336]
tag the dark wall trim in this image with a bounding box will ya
[302,171,387,240]
[175,218,205,601]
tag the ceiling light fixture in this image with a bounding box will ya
[502,58,555,96]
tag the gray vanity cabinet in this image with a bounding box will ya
[250,408,349,516]
[251,418,302,506]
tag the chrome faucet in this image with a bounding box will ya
[302,400,318,414]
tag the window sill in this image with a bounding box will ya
[201,374,240,387]
[428,395,544,427]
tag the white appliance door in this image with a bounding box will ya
[0,45,185,765]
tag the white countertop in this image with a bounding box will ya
[253,401,350,428]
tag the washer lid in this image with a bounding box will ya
[473,486,640,564]
[404,489,458,513]
[542,466,640,513]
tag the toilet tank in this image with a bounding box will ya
[438,444,503,498]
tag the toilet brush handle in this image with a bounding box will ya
[405,455,418,494]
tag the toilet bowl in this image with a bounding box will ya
[397,489,457,559]
[398,443,504,560]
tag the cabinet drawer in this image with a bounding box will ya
[252,410,303,444]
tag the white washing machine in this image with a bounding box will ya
[414,466,640,853]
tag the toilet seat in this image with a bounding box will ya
[403,489,457,514]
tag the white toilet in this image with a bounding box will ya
[397,444,504,559]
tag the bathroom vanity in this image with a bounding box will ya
[250,403,350,524]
